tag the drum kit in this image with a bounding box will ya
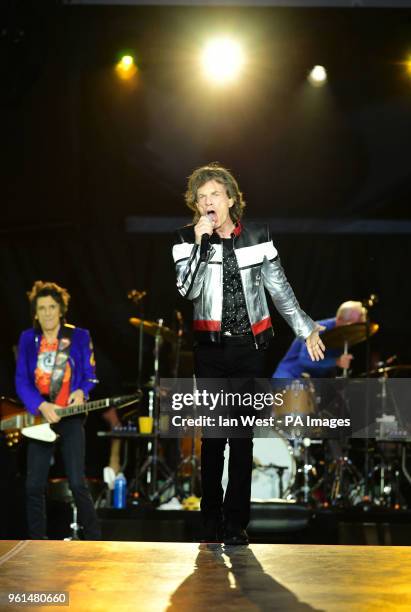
[122,291,411,510]
[119,292,411,510]
[243,321,411,510]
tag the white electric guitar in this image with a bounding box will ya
[20,393,141,443]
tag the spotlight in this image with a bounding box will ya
[116,54,137,80]
[120,55,134,70]
[201,37,245,84]
[308,65,327,87]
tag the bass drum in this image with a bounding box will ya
[222,431,296,501]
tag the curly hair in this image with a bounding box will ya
[184,163,246,224]
[27,281,71,327]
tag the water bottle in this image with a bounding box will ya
[113,472,127,509]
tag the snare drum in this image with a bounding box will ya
[222,430,296,501]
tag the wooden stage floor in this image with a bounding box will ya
[0,541,410,611]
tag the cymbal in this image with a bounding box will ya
[129,317,177,343]
[359,365,411,378]
[321,322,379,350]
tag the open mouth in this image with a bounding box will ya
[207,210,217,224]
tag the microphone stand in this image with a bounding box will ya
[361,294,378,505]
[127,289,147,392]
[136,319,174,503]
[172,311,184,379]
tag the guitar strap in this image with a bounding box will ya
[49,325,75,402]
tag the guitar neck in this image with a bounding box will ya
[54,394,139,420]
[57,397,111,419]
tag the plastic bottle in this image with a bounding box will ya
[113,472,127,509]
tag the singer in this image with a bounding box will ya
[172,163,325,545]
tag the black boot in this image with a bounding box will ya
[224,522,249,546]
[201,517,223,543]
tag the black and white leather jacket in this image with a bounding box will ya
[172,221,316,348]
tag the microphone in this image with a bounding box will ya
[200,213,214,262]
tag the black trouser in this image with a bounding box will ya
[194,337,267,529]
[26,416,101,540]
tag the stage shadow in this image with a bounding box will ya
[167,544,324,611]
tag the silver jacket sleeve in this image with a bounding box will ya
[173,242,215,300]
[261,256,317,340]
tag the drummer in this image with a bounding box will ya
[272,301,366,379]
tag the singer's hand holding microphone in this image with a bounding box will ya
[195,213,215,261]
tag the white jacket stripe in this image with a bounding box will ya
[173,242,194,262]
[235,241,278,269]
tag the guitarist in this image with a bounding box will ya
[15,281,101,540]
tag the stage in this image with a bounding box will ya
[1,540,411,611]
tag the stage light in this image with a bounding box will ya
[201,37,245,84]
[120,55,134,70]
[406,57,411,75]
[115,54,137,80]
[308,65,327,87]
